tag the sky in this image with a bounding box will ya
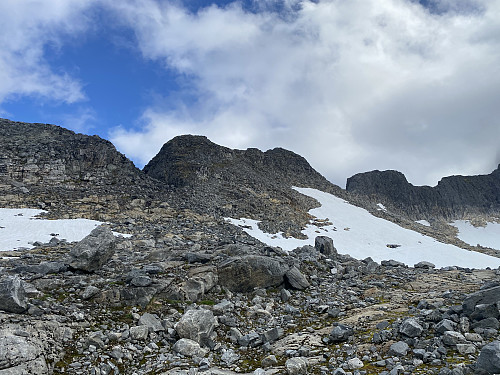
[0,0,499,187]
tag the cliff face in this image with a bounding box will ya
[144,135,342,235]
[346,166,500,219]
[0,118,146,189]
[0,119,162,217]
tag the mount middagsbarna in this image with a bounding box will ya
[2,118,500,375]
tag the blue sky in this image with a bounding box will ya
[1,0,499,187]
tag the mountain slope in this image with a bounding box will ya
[144,135,343,236]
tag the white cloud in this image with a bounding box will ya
[0,0,97,104]
[107,0,500,186]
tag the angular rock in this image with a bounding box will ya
[221,348,240,365]
[285,357,308,375]
[456,344,476,355]
[174,308,217,347]
[69,226,117,272]
[399,318,423,338]
[329,324,353,343]
[442,331,467,347]
[82,285,100,300]
[388,341,409,357]
[262,355,278,368]
[0,335,40,369]
[315,236,336,257]
[347,357,363,369]
[139,313,164,332]
[476,341,500,374]
[381,259,406,267]
[470,303,500,322]
[238,331,262,347]
[261,327,283,343]
[462,286,500,316]
[217,255,288,292]
[172,338,207,358]
[129,325,149,340]
[414,261,435,269]
[472,317,500,330]
[0,276,27,313]
[32,261,67,275]
[435,319,457,335]
[284,266,310,290]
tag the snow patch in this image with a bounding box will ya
[451,220,500,250]
[416,220,431,227]
[0,208,130,252]
[226,187,500,269]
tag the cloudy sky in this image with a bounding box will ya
[1,0,499,187]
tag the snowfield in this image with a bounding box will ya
[0,208,114,252]
[227,187,500,269]
[451,220,500,250]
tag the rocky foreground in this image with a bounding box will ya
[2,212,500,375]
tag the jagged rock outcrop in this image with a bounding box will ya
[144,135,343,235]
[0,118,160,215]
[346,166,500,219]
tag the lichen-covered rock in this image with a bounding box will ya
[0,335,46,373]
[172,338,208,358]
[174,309,217,347]
[284,266,310,290]
[285,357,308,375]
[69,226,116,272]
[0,276,27,313]
[217,256,288,292]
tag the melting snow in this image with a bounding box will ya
[416,220,431,227]
[0,208,126,252]
[227,187,500,269]
[451,220,500,250]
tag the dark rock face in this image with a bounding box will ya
[144,135,342,235]
[346,167,500,218]
[0,118,155,201]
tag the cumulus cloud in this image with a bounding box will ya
[106,0,500,186]
[0,0,97,105]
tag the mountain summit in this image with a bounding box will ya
[144,134,342,236]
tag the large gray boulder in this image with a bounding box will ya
[69,226,117,272]
[476,341,500,374]
[0,335,47,374]
[217,256,288,292]
[315,236,337,257]
[0,276,27,313]
[174,309,217,347]
[462,286,500,316]
[284,266,310,290]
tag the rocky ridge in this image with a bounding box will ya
[346,168,500,221]
[144,135,345,237]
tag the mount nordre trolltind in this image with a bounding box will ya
[1,118,500,375]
